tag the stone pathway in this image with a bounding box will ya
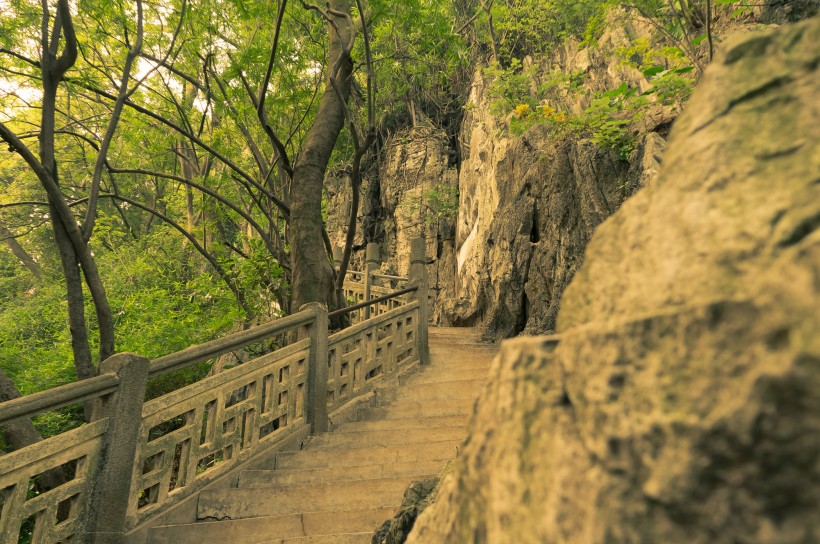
[146,327,497,543]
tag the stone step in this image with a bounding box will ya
[197,477,416,519]
[368,391,478,408]
[374,387,480,407]
[429,336,492,346]
[398,377,485,392]
[399,370,488,385]
[272,439,460,470]
[401,369,488,386]
[362,397,476,415]
[390,380,483,403]
[307,425,465,449]
[258,533,372,544]
[422,359,494,372]
[238,457,442,487]
[148,507,393,543]
[428,326,480,335]
[337,414,467,432]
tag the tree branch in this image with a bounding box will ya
[72,79,292,217]
[254,1,294,177]
[83,0,144,241]
[53,0,78,79]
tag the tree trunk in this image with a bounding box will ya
[289,0,354,312]
[50,206,96,383]
[0,222,44,281]
[37,0,115,373]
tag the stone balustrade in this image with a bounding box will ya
[0,239,430,544]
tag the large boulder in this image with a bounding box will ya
[408,18,820,544]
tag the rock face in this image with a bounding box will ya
[446,12,682,340]
[377,128,460,324]
[326,127,460,320]
[757,0,819,23]
[329,15,674,337]
[407,18,820,544]
[372,478,439,544]
[448,71,660,340]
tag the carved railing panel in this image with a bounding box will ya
[342,271,410,324]
[368,285,406,317]
[127,339,310,525]
[326,302,419,412]
[0,419,108,543]
[342,273,367,323]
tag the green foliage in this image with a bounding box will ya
[482,59,540,117]
[0,226,243,439]
[402,184,459,230]
[482,0,607,61]
[225,238,288,318]
[482,22,696,157]
[582,84,644,159]
[715,0,754,18]
[422,184,460,227]
[617,38,696,109]
[366,0,470,128]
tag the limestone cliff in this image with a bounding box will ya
[447,71,665,339]
[328,5,806,342]
[325,127,460,321]
[406,17,820,544]
[328,21,668,338]
[446,23,670,340]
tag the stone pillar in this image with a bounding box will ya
[409,238,431,365]
[363,242,380,320]
[84,353,150,544]
[302,303,329,434]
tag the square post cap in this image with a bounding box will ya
[366,242,380,264]
[410,238,427,264]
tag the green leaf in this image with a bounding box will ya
[642,65,666,78]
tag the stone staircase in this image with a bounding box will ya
[145,327,497,544]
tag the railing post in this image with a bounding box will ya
[84,353,150,544]
[302,303,329,434]
[332,245,343,271]
[409,238,431,365]
[363,242,380,319]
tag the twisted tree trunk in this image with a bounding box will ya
[289,0,354,311]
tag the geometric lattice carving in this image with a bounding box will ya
[127,339,310,526]
[0,419,108,544]
[342,273,409,323]
[327,302,419,412]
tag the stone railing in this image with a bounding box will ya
[338,242,422,322]
[0,239,430,544]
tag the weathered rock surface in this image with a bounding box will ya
[372,477,438,544]
[326,127,459,320]
[448,70,656,339]
[756,0,818,23]
[407,18,820,544]
[329,15,677,336]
